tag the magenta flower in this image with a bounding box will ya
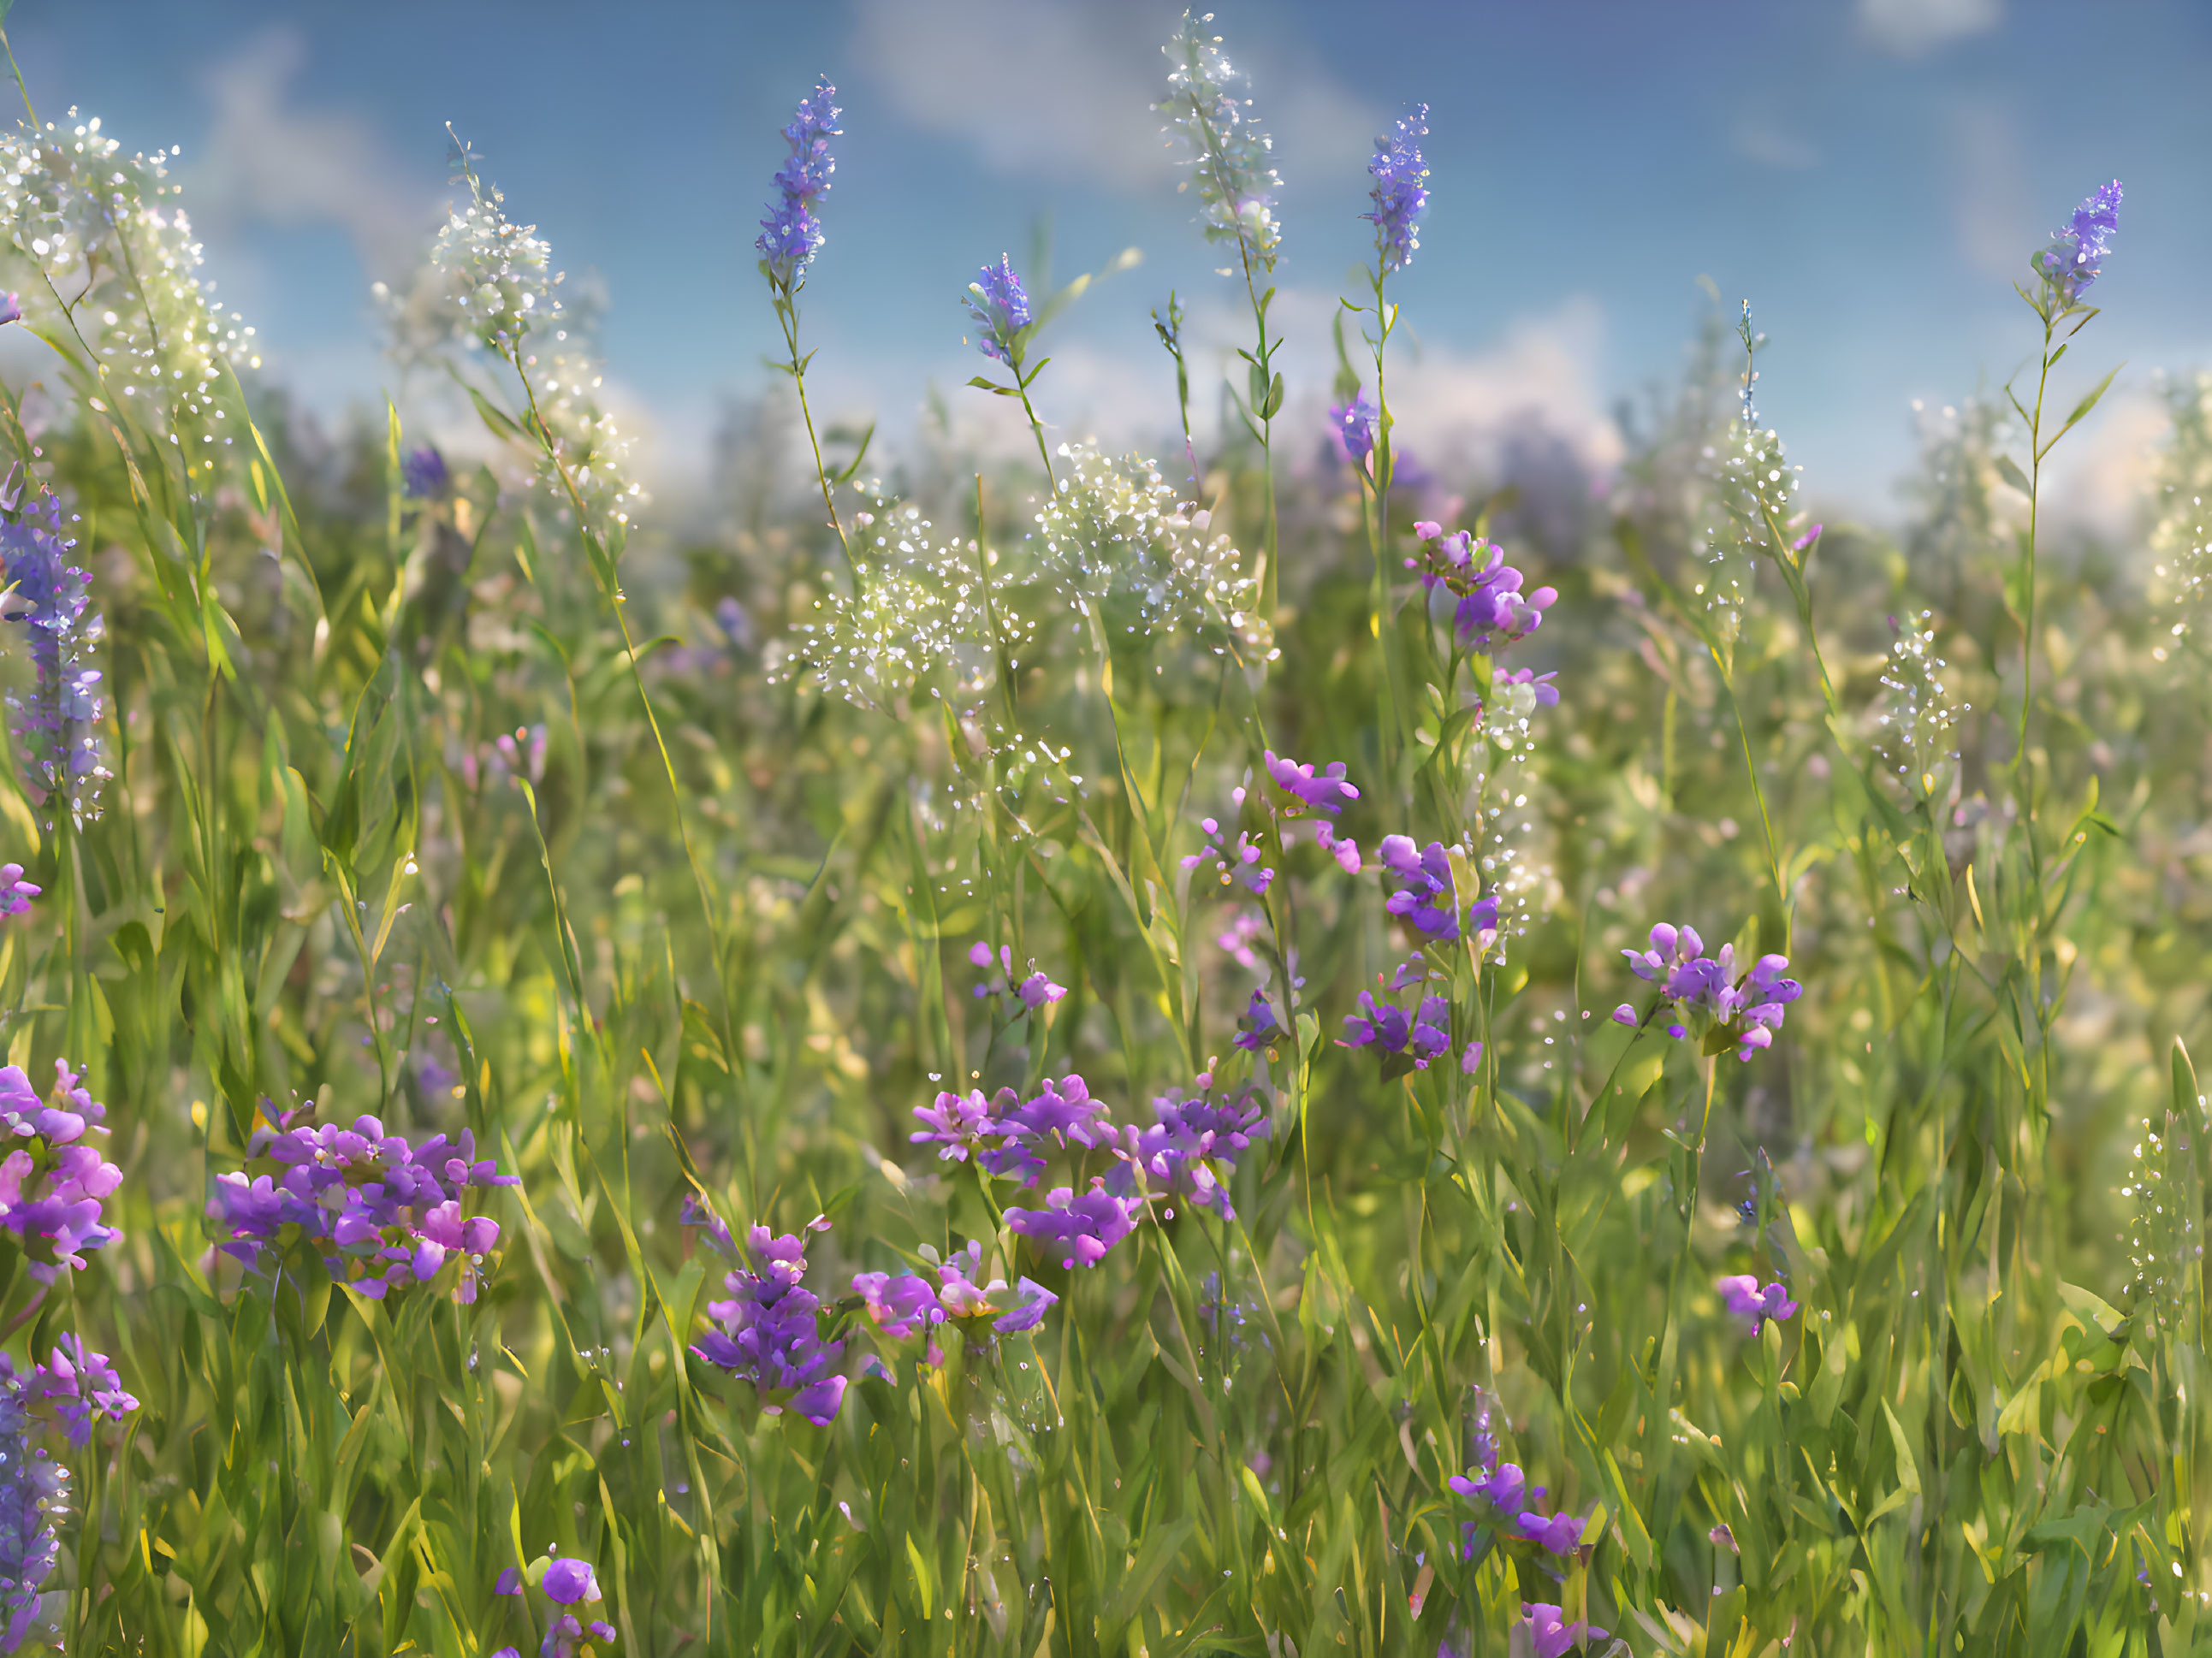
[542,1558,600,1606]
[1104,1081,1269,1222]
[1717,1273,1798,1336]
[0,1060,122,1282]
[28,1335,136,1448]
[1516,1509,1587,1554]
[1621,922,1800,1061]
[0,865,36,917]
[1004,1181,1142,1270]
[1262,750,1359,817]
[1409,522,1557,655]
[966,940,1068,1014]
[1377,837,1496,944]
[1232,990,1281,1056]
[1182,814,1274,895]
[1314,821,1361,873]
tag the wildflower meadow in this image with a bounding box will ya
[0,9,2203,1655]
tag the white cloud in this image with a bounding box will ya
[850,0,1378,192]
[1858,0,2003,56]
[187,27,434,280]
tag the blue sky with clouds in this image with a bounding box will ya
[12,0,2210,518]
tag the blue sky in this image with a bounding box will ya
[12,0,2211,520]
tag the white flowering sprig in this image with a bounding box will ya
[1873,610,1967,806]
[0,108,259,498]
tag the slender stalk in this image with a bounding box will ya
[774,293,858,580]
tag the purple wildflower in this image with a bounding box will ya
[679,1193,736,1258]
[1620,922,1800,1061]
[1104,1081,1270,1221]
[1362,104,1429,274]
[495,1568,524,1596]
[931,1241,1058,1335]
[1314,821,1361,873]
[0,1060,122,1283]
[1217,909,1265,971]
[541,1611,618,1658]
[0,865,35,917]
[1004,1180,1142,1270]
[1182,813,1274,895]
[1516,1510,1588,1554]
[1331,392,1379,471]
[541,1558,600,1606]
[964,256,1031,365]
[851,1270,945,1341]
[1409,521,1557,655]
[910,1085,1014,1165]
[1262,750,1359,816]
[1525,1604,1610,1658]
[209,1114,515,1302]
[1377,837,1497,945]
[1717,1273,1799,1336]
[1339,978,1452,1074]
[758,78,840,287]
[2037,180,2121,306]
[400,446,450,500]
[1232,990,1280,1054]
[0,296,17,328]
[1496,667,1561,708]
[0,476,110,828]
[1448,1460,1525,1516]
[27,1335,136,1448]
[0,1361,63,1652]
[691,1219,846,1424]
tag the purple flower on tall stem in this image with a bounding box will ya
[0,1060,122,1282]
[400,446,450,500]
[964,256,1032,365]
[28,1335,136,1448]
[2036,180,2121,306]
[0,477,110,828]
[1104,1081,1270,1221]
[1232,990,1280,1054]
[1339,974,1452,1073]
[1377,837,1496,944]
[0,1360,64,1651]
[1182,814,1274,895]
[1330,392,1379,471]
[966,939,1066,1013]
[758,78,840,287]
[1361,104,1429,274]
[1525,1603,1610,1658]
[691,1218,846,1424]
[541,1558,600,1606]
[1409,521,1557,654]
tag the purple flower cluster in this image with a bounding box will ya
[1377,837,1497,945]
[1262,749,1358,817]
[910,1073,1112,1185]
[1525,1603,1610,1658]
[690,1218,847,1425]
[1448,1458,1593,1560]
[1233,989,1280,1054]
[1361,104,1429,274]
[1330,392,1379,471]
[0,477,109,828]
[2037,180,2121,306]
[1103,1081,1269,1221]
[1613,923,1801,1061]
[1409,521,1557,655]
[757,78,840,287]
[0,865,37,917]
[0,1363,64,1653]
[1004,1181,1143,1270]
[964,255,1031,365]
[24,1335,137,1448]
[1340,963,1457,1074]
[208,1112,516,1302]
[967,939,1067,1015]
[1717,1273,1798,1336]
[853,1240,1059,1364]
[0,1061,122,1284]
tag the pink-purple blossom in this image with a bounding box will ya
[0,1060,122,1283]
[1182,814,1274,895]
[1409,521,1557,654]
[1717,1273,1798,1336]
[691,1218,846,1424]
[1525,1602,1610,1657]
[1377,837,1496,944]
[1104,1081,1269,1221]
[27,1335,136,1448]
[967,939,1068,1013]
[0,865,35,917]
[1262,750,1359,817]
[1004,1180,1142,1270]
[1621,922,1800,1061]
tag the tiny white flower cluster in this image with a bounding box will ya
[0,110,258,491]
[378,150,643,537]
[1874,610,1966,804]
[784,449,1271,710]
[1698,419,1801,646]
[1158,13,1281,271]
[2122,1096,2203,1335]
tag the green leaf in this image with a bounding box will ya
[1993,453,2032,496]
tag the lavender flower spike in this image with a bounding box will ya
[758,77,841,288]
[964,256,1031,364]
[0,477,110,829]
[0,1362,63,1653]
[1362,104,1430,274]
[1331,392,1379,471]
[2037,181,2121,307]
